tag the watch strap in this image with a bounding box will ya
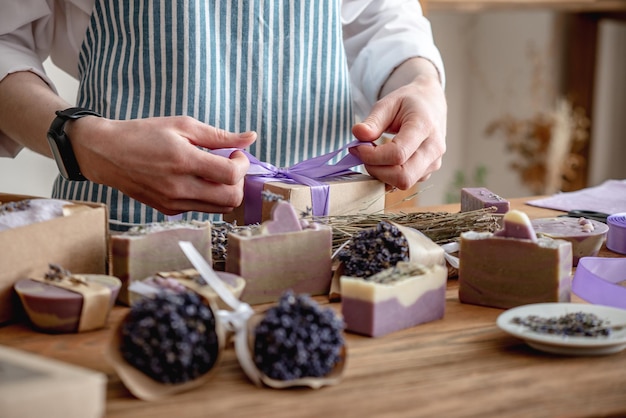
[48,107,102,181]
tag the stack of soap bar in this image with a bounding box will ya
[226,201,332,304]
[459,210,572,309]
[109,221,212,305]
[532,217,609,266]
[341,262,447,337]
[461,187,510,213]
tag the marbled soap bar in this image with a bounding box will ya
[458,230,572,309]
[14,274,121,333]
[226,201,332,304]
[532,217,609,266]
[226,227,332,304]
[109,221,212,305]
[461,187,510,214]
[128,269,246,309]
[341,262,447,337]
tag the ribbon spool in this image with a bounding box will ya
[606,213,626,255]
[572,257,626,309]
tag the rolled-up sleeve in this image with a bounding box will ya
[0,0,56,157]
[342,0,445,117]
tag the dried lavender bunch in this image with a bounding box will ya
[337,221,409,278]
[254,291,344,381]
[120,290,219,384]
[211,221,259,267]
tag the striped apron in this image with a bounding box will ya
[52,0,354,231]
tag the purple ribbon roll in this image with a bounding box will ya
[572,257,626,309]
[607,213,626,255]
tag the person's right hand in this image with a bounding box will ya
[66,115,257,215]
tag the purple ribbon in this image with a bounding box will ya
[213,141,366,224]
[572,257,626,309]
[607,213,626,255]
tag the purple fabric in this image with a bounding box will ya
[572,257,626,309]
[212,141,367,224]
[526,180,626,214]
[607,213,626,255]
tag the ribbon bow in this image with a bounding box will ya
[213,140,366,224]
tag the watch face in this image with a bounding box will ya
[47,133,71,179]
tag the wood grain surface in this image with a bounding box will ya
[2,198,625,418]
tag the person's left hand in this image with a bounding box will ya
[350,58,447,190]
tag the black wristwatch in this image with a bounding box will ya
[47,107,102,181]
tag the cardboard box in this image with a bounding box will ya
[0,194,108,324]
[0,345,106,418]
[225,173,385,225]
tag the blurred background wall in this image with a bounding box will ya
[1,7,624,206]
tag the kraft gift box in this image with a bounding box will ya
[225,173,385,225]
[0,193,108,324]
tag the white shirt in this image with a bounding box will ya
[0,0,445,157]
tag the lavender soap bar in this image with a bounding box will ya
[110,221,212,305]
[459,210,572,309]
[341,262,447,337]
[461,187,510,214]
[14,266,121,333]
[226,201,332,305]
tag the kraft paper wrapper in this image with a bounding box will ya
[329,222,445,301]
[30,275,112,332]
[156,269,246,309]
[106,295,225,401]
[244,312,346,389]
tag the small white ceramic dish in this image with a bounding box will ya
[497,303,626,356]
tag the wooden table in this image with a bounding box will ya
[2,198,625,418]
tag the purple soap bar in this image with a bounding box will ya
[458,231,572,309]
[110,221,212,305]
[532,217,609,266]
[461,187,510,214]
[494,210,537,241]
[340,262,447,337]
[226,225,332,305]
[14,275,121,333]
[259,200,303,234]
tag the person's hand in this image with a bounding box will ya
[67,115,257,215]
[351,58,447,190]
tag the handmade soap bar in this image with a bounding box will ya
[461,187,510,214]
[532,217,609,266]
[331,221,445,301]
[458,229,572,309]
[128,269,246,309]
[494,209,537,241]
[14,272,121,333]
[225,201,332,304]
[341,262,447,337]
[109,220,212,305]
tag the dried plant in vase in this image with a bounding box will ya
[485,98,589,194]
